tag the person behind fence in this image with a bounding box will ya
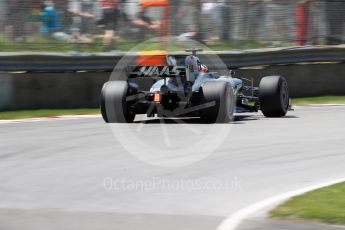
[175,0,199,41]
[6,0,29,42]
[131,3,161,36]
[68,0,95,43]
[97,0,120,49]
[28,0,45,36]
[40,1,61,35]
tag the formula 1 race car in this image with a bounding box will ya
[101,49,290,123]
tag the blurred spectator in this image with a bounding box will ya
[175,0,198,37]
[260,0,295,44]
[325,0,345,45]
[0,0,344,50]
[200,1,219,41]
[41,1,61,35]
[0,0,7,33]
[246,0,263,41]
[40,1,78,42]
[261,0,278,41]
[201,1,222,41]
[28,0,44,35]
[6,0,29,42]
[220,0,230,41]
[98,0,120,49]
[68,0,96,43]
[132,3,161,35]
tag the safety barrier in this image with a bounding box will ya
[1,46,345,110]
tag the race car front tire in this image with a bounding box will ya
[100,81,136,123]
[200,81,235,123]
[259,76,289,117]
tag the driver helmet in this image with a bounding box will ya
[199,64,209,73]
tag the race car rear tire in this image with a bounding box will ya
[200,81,235,123]
[259,76,289,117]
[100,81,136,123]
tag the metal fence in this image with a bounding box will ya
[0,0,344,52]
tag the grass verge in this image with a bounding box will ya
[292,96,345,106]
[0,96,344,120]
[0,34,271,52]
[0,108,99,120]
[270,182,345,225]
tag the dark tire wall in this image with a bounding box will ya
[1,63,345,111]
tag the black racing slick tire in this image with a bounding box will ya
[100,81,136,123]
[259,76,289,117]
[200,81,235,123]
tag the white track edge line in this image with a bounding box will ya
[0,115,101,124]
[217,177,345,230]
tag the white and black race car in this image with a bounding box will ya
[101,49,290,123]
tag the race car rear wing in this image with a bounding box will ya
[126,66,186,78]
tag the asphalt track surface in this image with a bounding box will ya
[0,106,345,230]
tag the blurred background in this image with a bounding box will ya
[0,0,344,52]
